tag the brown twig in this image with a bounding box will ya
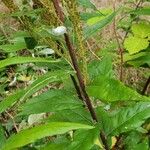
[5,111,19,133]
[123,0,143,43]
[113,0,124,82]
[52,0,109,149]
[63,33,98,121]
[141,76,150,95]
[86,41,101,60]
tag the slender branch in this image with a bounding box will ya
[63,33,98,121]
[86,41,101,60]
[123,0,143,43]
[5,111,19,133]
[141,76,150,95]
[113,0,124,82]
[52,1,109,149]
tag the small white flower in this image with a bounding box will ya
[52,26,67,36]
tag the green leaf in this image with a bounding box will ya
[19,89,83,115]
[0,90,24,114]
[47,108,92,125]
[84,11,116,39]
[130,8,150,16]
[106,102,150,136]
[87,9,112,26]
[68,128,99,150]
[2,122,94,150]
[124,36,149,54]
[80,12,103,21]
[77,0,96,9]
[124,131,149,150]
[41,128,99,150]
[88,56,113,80]
[0,57,60,69]
[126,52,150,67]
[24,37,38,49]
[40,142,69,150]
[0,70,72,113]
[0,43,26,53]
[87,76,150,102]
[0,124,6,149]
[131,23,150,38]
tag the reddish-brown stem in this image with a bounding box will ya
[141,77,150,95]
[64,33,98,121]
[52,0,64,22]
[123,0,143,42]
[52,0,109,150]
[113,0,123,82]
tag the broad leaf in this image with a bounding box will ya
[87,76,150,102]
[41,128,99,150]
[106,102,150,136]
[68,128,99,150]
[2,122,94,150]
[123,131,149,150]
[88,56,113,80]
[124,36,149,54]
[19,89,83,115]
[47,108,93,125]
[131,23,150,38]
[0,57,60,69]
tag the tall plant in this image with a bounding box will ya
[0,0,150,150]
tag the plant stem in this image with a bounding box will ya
[123,0,143,43]
[141,76,150,95]
[113,0,124,82]
[52,1,109,149]
[63,32,98,121]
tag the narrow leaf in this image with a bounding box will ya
[77,0,96,9]
[0,57,59,69]
[2,122,94,150]
[130,8,150,15]
[84,11,116,39]
[0,70,72,113]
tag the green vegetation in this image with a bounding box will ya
[0,0,150,150]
